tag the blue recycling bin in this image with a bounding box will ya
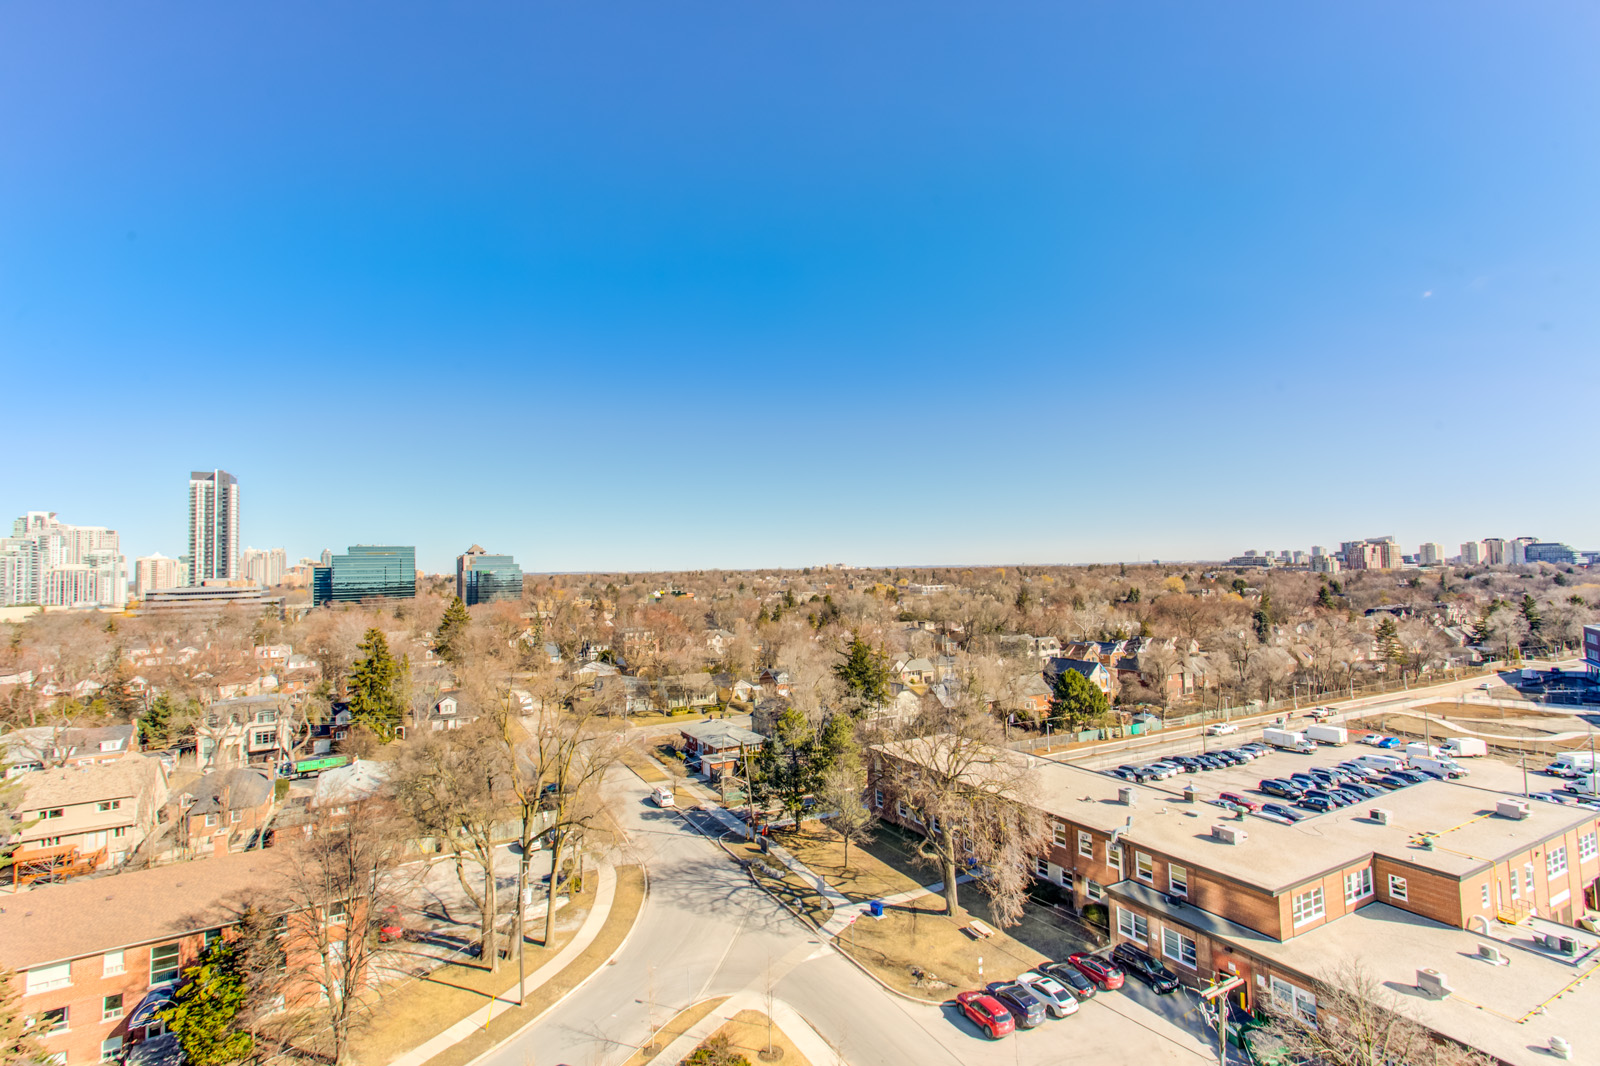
[869,899,884,918]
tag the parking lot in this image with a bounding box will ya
[1061,734,1591,826]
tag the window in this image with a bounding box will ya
[1510,867,1521,899]
[1035,856,1051,879]
[41,808,64,820]
[1387,874,1409,901]
[204,929,222,947]
[231,809,242,824]
[1085,879,1105,902]
[102,1037,124,1062]
[1343,868,1373,905]
[1525,863,1535,895]
[1135,851,1155,883]
[872,789,883,809]
[39,1007,68,1034]
[1271,977,1317,1022]
[25,962,71,994]
[1116,907,1148,943]
[1548,846,1568,878]
[111,826,126,838]
[1052,821,1068,847]
[1581,833,1598,863]
[150,942,181,984]
[327,902,349,926]
[1108,843,1123,878]
[1078,831,1094,859]
[1292,886,1325,926]
[102,951,123,977]
[205,812,218,827]
[1162,927,1197,968]
[102,994,124,1022]
[253,730,276,747]
[96,800,121,812]
[256,710,277,724]
[1168,864,1189,897]
[1481,883,1491,908]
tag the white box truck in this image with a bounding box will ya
[1441,737,1487,758]
[1263,728,1316,754]
[1410,756,1468,779]
[1546,753,1597,778]
[1306,725,1348,746]
[1406,742,1447,761]
[1569,773,1600,797]
[1356,753,1405,773]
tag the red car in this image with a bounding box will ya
[954,991,1015,1038]
[1065,952,1125,990]
[1218,791,1262,813]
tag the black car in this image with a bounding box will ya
[1370,774,1410,790]
[986,982,1048,1028]
[1260,802,1308,822]
[1391,769,1431,784]
[1259,778,1302,798]
[1288,773,1321,791]
[1329,788,1365,805]
[1110,943,1181,994]
[1345,782,1385,799]
[1170,756,1203,773]
[1038,961,1097,1001]
[1296,794,1338,812]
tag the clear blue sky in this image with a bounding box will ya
[3,3,1596,572]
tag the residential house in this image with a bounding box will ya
[196,694,296,770]
[713,674,757,704]
[10,755,168,884]
[419,690,482,733]
[705,629,736,655]
[3,724,139,778]
[169,767,275,856]
[1043,657,1115,700]
[1001,674,1053,718]
[311,759,390,811]
[678,721,765,780]
[893,657,936,687]
[757,668,792,697]
[655,673,718,712]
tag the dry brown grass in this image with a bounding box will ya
[768,822,924,903]
[345,865,646,1066]
[710,1010,814,1066]
[621,746,671,783]
[836,881,1100,1000]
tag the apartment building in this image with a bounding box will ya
[133,553,186,597]
[1,511,126,608]
[871,738,1600,1064]
[188,470,241,584]
[11,756,169,882]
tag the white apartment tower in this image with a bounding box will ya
[188,469,241,584]
[135,552,187,597]
[240,546,287,588]
[1418,542,1444,566]
[1,511,126,607]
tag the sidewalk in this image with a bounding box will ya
[817,874,975,937]
[656,991,839,1066]
[386,860,618,1066]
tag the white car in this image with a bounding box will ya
[1015,971,1080,1017]
[1205,723,1238,736]
[1360,733,1386,746]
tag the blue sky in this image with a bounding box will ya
[3,3,1596,572]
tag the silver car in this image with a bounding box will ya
[1015,971,1080,1017]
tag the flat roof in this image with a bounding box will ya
[883,738,1596,892]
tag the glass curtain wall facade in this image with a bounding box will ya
[314,545,416,605]
[460,554,523,605]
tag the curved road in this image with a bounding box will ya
[472,769,1221,1066]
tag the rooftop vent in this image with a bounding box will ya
[1212,824,1247,845]
[1477,944,1507,966]
[1118,787,1137,807]
[1496,799,1530,820]
[1416,969,1453,998]
[1369,808,1391,825]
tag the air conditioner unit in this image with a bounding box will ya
[1416,969,1452,998]
[1212,824,1247,845]
[1476,944,1507,966]
[1118,787,1138,807]
[1496,799,1530,820]
[1370,808,1391,825]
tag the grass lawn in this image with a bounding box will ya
[727,838,835,926]
[344,865,645,1066]
[768,822,924,904]
[621,745,670,783]
[708,1009,815,1066]
[837,881,1101,1000]
[621,997,729,1066]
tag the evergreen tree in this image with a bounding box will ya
[1327,579,1343,595]
[1374,617,1404,665]
[1253,590,1274,642]
[103,663,145,721]
[138,694,176,749]
[159,939,253,1066]
[1316,585,1335,610]
[1049,668,1111,730]
[0,968,46,1064]
[833,636,889,709]
[434,596,472,665]
[1520,594,1542,635]
[348,628,404,740]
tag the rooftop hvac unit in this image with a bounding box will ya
[1370,808,1391,825]
[1476,944,1507,966]
[1496,799,1530,820]
[1416,969,1453,998]
[1549,1036,1573,1060]
[1212,824,1247,845]
[1118,787,1137,807]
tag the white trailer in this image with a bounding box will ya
[1306,725,1348,746]
[1441,737,1487,758]
[1407,742,1447,761]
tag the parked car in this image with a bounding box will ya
[1015,971,1080,1017]
[1377,737,1403,750]
[1259,802,1307,823]
[1218,791,1262,812]
[1145,763,1182,780]
[1359,733,1387,746]
[1064,952,1125,990]
[955,991,1015,1038]
[1336,761,1378,778]
[1110,943,1181,994]
[1345,782,1386,799]
[1390,769,1431,784]
[1242,742,1273,755]
[1296,794,1338,812]
[1228,747,1261,761]
[1038,961,1097,1001]
[1370,774,1410,790]
[986,982,1048,1029]
[1330,788,1365,805]
[1259,778,1302,798]
[1205,722,1239,736]
[1288,773,1321,791]
[1215,751,1249,766]
[1307,707,1337,721]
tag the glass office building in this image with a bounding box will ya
[456,545,524,605]
[312,545,417,605]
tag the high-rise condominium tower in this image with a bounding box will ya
[188,470,240,584]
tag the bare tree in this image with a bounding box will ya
[881,707,1051,926]
[1265,958,1495,1066]
[819,763,876,871]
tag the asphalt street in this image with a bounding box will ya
[472,769,1227,1066]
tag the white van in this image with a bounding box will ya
[652,786,676,808]
[1355,753,1404,773]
